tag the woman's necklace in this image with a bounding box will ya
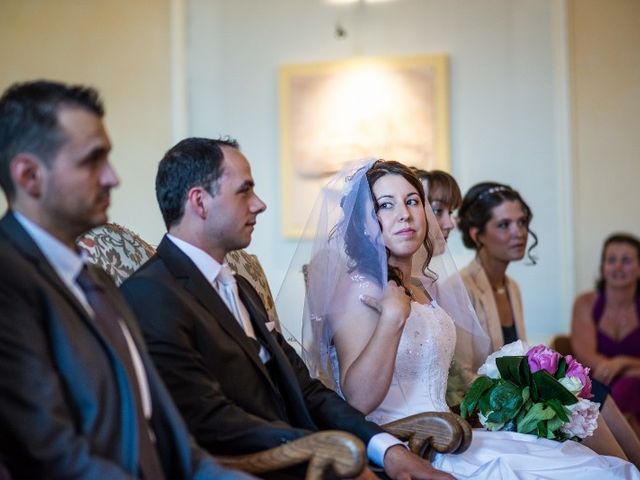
[493,284,507,295]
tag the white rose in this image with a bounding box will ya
[561,398,600,439]
[559,376,584,396]
[478,340,530,379]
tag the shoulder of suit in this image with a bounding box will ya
[0,239,40,288]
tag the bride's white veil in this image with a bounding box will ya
[276,159,491,397]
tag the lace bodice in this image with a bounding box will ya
[328,301,457,424]
[365,301,457,425]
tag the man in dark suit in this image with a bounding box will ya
[121,137,453,479]
[0,81,250,479]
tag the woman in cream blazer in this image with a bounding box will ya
[457,182,537,350]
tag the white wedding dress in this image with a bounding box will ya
[357,301,640,480]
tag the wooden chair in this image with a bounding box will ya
[77,223,470,478]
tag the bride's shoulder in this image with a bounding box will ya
[338,270,382,295]
[333,271,383,312]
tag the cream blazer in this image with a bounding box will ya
[460,257,527,352]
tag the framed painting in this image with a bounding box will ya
[279,54,450,238]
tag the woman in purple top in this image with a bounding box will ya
[572,233,640,438]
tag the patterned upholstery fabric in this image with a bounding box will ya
[76,223,281,329]
[77,223,155,286]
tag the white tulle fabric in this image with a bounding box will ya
[276,159,491,392]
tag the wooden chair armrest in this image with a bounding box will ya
[382,412,472,460]
[214,430,366,480]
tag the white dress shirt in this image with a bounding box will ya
[166,234,270,362]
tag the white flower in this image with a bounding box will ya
[478,411,505,431]
[561,398,600,439]
[559,376,584,396]
[478,340,530,379]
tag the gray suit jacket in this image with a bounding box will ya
[0,212,248,480]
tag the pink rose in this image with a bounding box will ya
[561,398,600,439]
[527,345,561,375]
[565,355,593,399]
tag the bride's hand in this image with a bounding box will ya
[360,281,411,328]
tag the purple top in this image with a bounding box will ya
[593,292,640,358]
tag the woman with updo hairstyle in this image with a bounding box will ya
[458,182,538,351]
[571,233,640,438]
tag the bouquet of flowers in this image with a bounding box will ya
[460,340,600,441]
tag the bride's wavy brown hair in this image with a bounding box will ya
[341,160,434,294]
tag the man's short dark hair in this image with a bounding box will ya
[156,136,240,229]
[0,80,104,201]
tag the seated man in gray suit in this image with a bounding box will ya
[0,81,250,480]
[121,137,453,480]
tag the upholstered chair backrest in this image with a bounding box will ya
[77,223,281,329]
[77,223,155,286]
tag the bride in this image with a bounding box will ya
[278,159,639,479]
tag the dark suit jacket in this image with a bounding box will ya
[0,213,246,480]
[120,236,383,455]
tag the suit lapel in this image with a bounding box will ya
[470,258,503,351]
[238,276,316,427]
[506,280,526,343]
[157,237,276,386]
[0,212,144,450]
[237,278,289,369]
[0,213,102,325]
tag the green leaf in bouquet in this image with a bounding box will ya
[478,390,492,414]
[460,376,495,418]
[496,356,528,386]
[544,423,556,440]
[537,421,548,438]
[521,386,530,404]
[547,414,566,436]
[520,358,531,386]
[487,381,523,424]
[555,357,567,380]
[547,398,571,423]
[517,402,557,434]
[532,371,578,405]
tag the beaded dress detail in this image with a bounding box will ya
[366,301,454,425]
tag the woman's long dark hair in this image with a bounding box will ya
[596,233,640,293]
[340,160,434,294]
[458,181,538,264]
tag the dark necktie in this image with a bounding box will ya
[76,265,165,480]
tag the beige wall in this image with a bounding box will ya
[187,0,574,343]
[570,0,640,293]
[0,0,173,243]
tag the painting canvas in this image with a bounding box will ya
[279,54,449,238]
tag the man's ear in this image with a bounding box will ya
[10,154,43,198]
[469,227,482,248]
[186,186,208,219]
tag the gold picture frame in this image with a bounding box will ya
[279,54,450,238]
